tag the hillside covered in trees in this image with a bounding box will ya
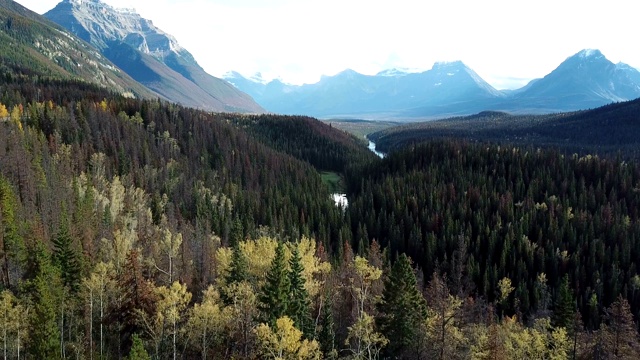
[2,28,640,358]
[370,99,640,160]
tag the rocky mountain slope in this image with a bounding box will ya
[45,0,263,113]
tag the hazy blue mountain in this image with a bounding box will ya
[226,50,640,119]
[46,0,263,113]
[225,61,503,118]
[511,49,640,112]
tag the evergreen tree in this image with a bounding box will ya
[0,176,24,288]
[377,253,427,356]
[52,211,81,293]
[318,295,336,358]
[226,244,249,286]
[27,241,62,359]
[287,247,313,338]
[553,275,575,332]
[258,242,290,327]
[126,334,151,360]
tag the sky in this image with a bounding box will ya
[15,0,640,89]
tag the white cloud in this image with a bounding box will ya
[13,0,640,89]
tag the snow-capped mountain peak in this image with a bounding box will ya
[578,49,603,59]
[376,68,410,77]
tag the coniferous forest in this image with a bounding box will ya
[2,68,640,360]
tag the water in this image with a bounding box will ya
[367,139,386,158]
[332,193,348,208]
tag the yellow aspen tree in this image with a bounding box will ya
[346,256,386,359]
[225,281,258,358]
[153,228,182,284]
[155,281,191,360]
[0,104,8,119]
[185,286,232,360]
[10,106,22,132]
[255,316,321,360]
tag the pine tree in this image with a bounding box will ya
[287,247,313,338]
[27,241,62,359]
[318,295,336,358]
[52,211,81,293]
[226,244,249,286]
[553,275,575,333]
[0,176,24,288]
[258,242,290,327]
[126,334,151,360]
[377,253,427,357]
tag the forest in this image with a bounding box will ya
[370,102,640,161]
[1,65,640,360]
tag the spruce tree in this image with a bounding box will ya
[553,275,575,332]
[52,212,81,293]
[287,247,313,338]
[27,241,62,359]
[318,295,336,358]
[226,244,249,286]
[258,242,290,327]
[126,334,151,360]
[377,253,427,356]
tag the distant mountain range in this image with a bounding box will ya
[45,0,263,113]
[225,50,640,119]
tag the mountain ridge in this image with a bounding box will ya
[226,49,640,119]
[0,0,160,98]
[45,0,263,113]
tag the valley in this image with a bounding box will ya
[1,0,640,359]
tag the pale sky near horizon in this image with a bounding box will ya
[14,0,640,89]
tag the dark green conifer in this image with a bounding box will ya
[318,296,336,358]
[126,334,151,360]
[377,253,427,356]
[52,210,81,293]
[258,242,290,326]
[553,275,576,332]
[287,247,313,338]
[27,241,62,359]
[226,244,249,286]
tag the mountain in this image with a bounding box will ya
[225,61,503,118]
[226,50,640,119]
[45,0,263,113]
[511,49,640,112]
[0,0,158,98]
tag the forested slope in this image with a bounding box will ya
[371,98,640,160]
[1,63,640,358]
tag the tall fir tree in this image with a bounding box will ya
[287,247,313,338]
[258,242,290,327]
[0,176,24,288]
[553,275,575,332]
[377,253,427,356]
[226,244,249,286]
[318,295,336,358]
[126,333,151,360]
[52,211,81,293]
[27,241,62,359]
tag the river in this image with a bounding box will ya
[332,137,385,208]
[367,138,386,158]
